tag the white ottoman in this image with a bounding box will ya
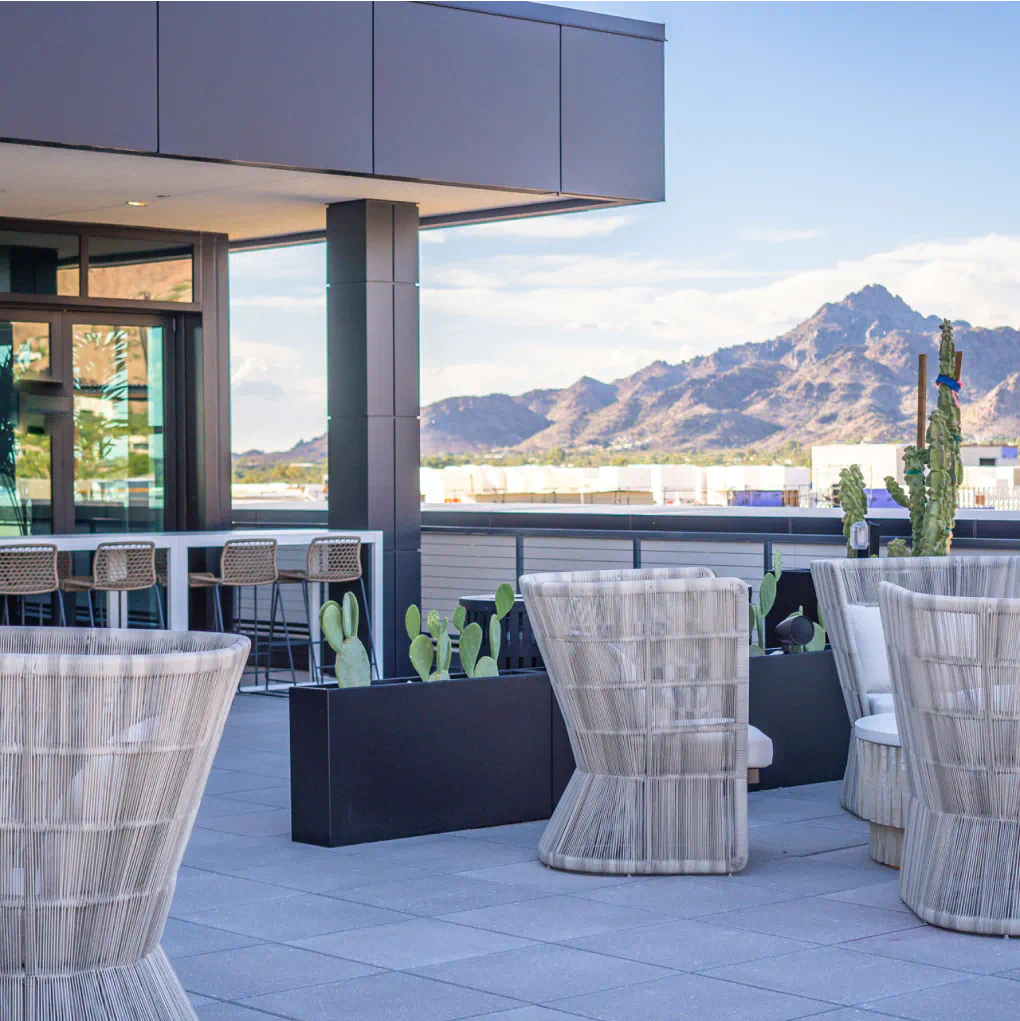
[853,712,907,867]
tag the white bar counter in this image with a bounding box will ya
[0,529,385,668]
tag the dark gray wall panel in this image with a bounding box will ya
[374,3,559,191]
[561,27,665,201]
[0,2,157,150]
[158,2,372,172]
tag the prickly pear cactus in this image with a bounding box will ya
[319,592,371,688]
[749,550,780,656]
[839,464,868,556]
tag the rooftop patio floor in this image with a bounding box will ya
[177,694,1020,1021]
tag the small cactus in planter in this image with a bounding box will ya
[457,583,515,678]
[749,550,825,655]
[405,582,516,681]
[319,592,371,687]
[749,550,781,657]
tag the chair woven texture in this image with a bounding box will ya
[0,627,249,1019]
[0,545,59,595]
[188,538,278,589]
[880,582,1020,934]
[278,536,363,585]
[522,567,749,875]
[811,556,1020,814]
[92,541,158,591]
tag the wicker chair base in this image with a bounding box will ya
[0,947,197,1020]
[870,823,903,868]
[900,798,1020,935]
[538,769,748,875]
[856,736,907,867]
[841,737,863,816]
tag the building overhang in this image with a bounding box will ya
[0,1,665,248]
[0,140,634,245]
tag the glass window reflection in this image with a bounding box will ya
[72,324,165,532]
[88,237,193,303]
[0,231,80,296]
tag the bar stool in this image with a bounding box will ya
[0,543,66,625]
[278,535,378,682]
[59,541,165,628]
[189,537,297,688]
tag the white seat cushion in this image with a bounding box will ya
[748,724,773,769]
[867,692,895,715]
[845,604,892,705]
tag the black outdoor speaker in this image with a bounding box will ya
[775,613,815,653]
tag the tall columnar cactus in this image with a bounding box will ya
[320,592,371,687]
[838,464,868,557]
[884,320,962,557]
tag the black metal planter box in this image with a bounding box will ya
[749,648,848,791]
[290,670,568,847]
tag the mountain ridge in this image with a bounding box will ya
[420,284,1020,455]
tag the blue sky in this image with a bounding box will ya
[230,1,1020,452]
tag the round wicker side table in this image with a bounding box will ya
[853,712,906,867]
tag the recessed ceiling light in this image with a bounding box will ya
[126,200,147,207]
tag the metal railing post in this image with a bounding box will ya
[515,534,525,592]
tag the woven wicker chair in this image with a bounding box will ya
[879,581,1020,934]
[189,538,296,687]
[0,543,65,625]
[0,626,249,1020]
[278,535,378,681]
[60,541,165,628]
[521,567,754,875]
[811,555,1020,814]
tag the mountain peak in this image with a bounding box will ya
[818,283,940,331]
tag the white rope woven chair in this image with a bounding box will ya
[811,556,1020,814]
[521,567,751,875]
[0,627,249,1020]
[879,581,1020,934]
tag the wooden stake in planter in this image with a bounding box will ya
[916,353,927,449]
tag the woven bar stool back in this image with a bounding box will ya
[880,581,1020,935]
[0,627,249,1019]
[305,535,362,582]
[0,543,59,595]
[219,538,278,587]
[92,541,158,592]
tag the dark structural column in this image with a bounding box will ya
[326,200,420,677]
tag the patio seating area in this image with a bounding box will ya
[176,694,1020,1021]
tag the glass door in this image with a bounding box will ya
[70,317,167,533]
[0,312,59,535]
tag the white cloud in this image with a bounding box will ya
[453,211,637,240]
[420,233,1020,403]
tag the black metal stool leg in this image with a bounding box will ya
[358,576,379,680]
[87,590,95,628]
[300,579,317,684]
[154,584,166,629]
[273,581,297,686]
